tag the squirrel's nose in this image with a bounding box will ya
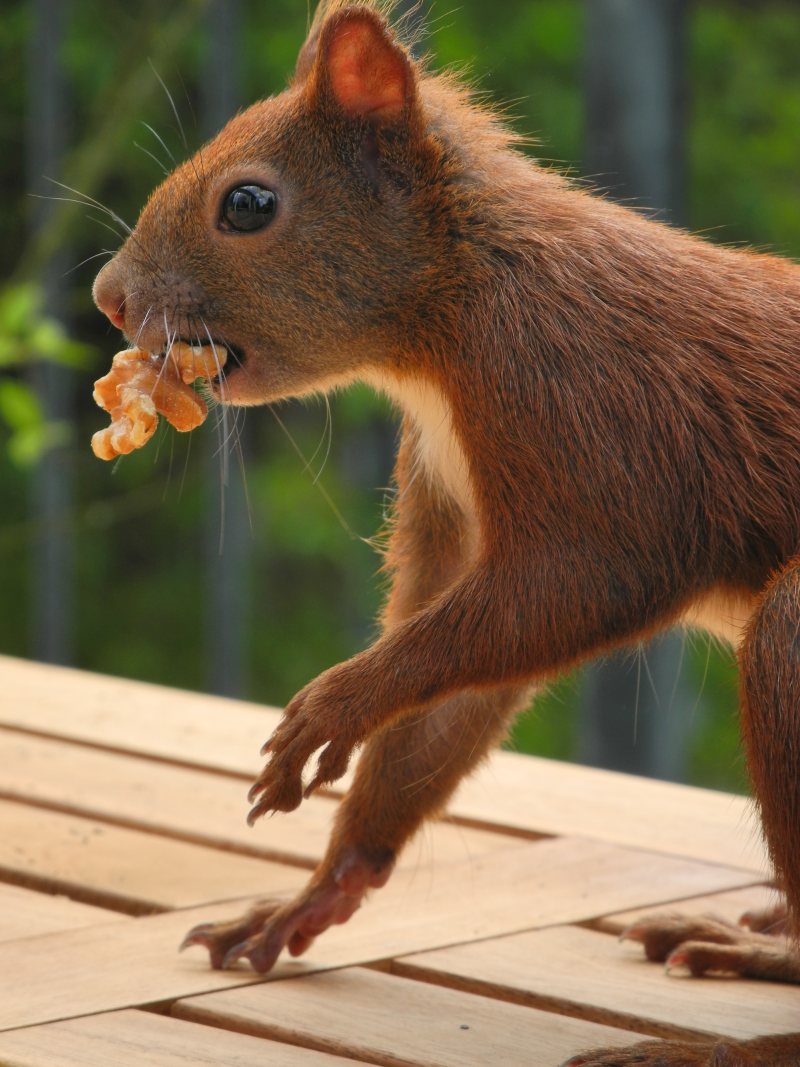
[93,260,127,331]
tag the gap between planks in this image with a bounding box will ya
[0,836,758,1032]
[171,965,643,1067]
[0,793,311,917]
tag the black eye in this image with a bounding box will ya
[221,185,277,232]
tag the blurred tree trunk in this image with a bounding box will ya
[580,0,692,780]
[202,0,251,698]
[26,0,73,665]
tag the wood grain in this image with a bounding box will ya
[0,798,305,911]
[0,836,756,1031]
[394,924,800,1040]
[174,966,639,1067]
[0,654,275,776]
[0,732,516,873]
[0,883,115,942]
[0,1008,363,1066]
[452,750,766,872]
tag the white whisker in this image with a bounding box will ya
[61,248,115,278]
[140,120,178,167]
[133,140,170,176]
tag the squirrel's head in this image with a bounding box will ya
[93,2,465,405]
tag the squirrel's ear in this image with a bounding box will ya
[304,8,416,125]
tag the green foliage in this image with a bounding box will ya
[0,285,92,369]
[0,283,93,465]
[691,5,800,255]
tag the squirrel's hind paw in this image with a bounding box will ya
[564,1039,746,1067]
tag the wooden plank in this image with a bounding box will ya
[0,733,529,873]
[0,799,304,911]
[0,656,766,873]
[393,924,800,1041]
[0,654,275,776]
[0,730,327,865]
[174,966,639,1067]
[0,884,115,942]
[451,750,767,872]
[0,837,757,1030]
[0,1008,362,1067]
[598,883,779,935]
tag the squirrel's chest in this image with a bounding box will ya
[366,373,476,520]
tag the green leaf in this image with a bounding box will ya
[0,380,42,431]
[0,284,40,335]
[6,420,72,468]
[0,337,23,367]
[29,320,93,368]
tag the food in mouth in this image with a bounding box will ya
[91,342,227,460]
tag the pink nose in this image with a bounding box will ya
[93,262,127,330]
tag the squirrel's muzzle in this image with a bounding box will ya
[93,259,127,331]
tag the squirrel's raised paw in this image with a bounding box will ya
[248,664,368,820]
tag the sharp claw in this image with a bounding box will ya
[260,736,274,756]
[221,940,250,969]
[247,933,286,973]
[248,779,265,804]
[247,802,266,826]
[666,948,689,972]
[179,922,215,951]
[304,775,321,799]
[619,922,644,943]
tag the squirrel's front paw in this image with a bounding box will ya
[181,892,356,972]
[248,664,367,821]
[181,846,395,972]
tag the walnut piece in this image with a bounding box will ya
[91,343,227,461]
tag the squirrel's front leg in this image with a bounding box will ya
[249,554,529,816]
[184,426,530,971]
[249,542,626,819]
[185,683,528,971]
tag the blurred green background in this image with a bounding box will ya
[3,0,797,793]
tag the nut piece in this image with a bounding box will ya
[168,341,229,385]
[91,343,228,461]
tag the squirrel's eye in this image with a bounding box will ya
[221,185,277,232]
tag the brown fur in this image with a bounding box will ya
[93,6,800,1062]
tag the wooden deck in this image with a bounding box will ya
[0,652,794,1065]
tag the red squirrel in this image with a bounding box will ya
[92,3,800,1063]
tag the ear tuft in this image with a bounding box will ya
[318,10,414,123]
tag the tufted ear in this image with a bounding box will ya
[301,7,416,125]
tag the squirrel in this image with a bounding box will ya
[92,2,800,1063]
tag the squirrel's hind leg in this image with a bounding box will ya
[740,558,800,937]
[570,562,800,1065]
[564,1034,800,1067]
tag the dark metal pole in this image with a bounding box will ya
[26,0,73,665]
[580,0,692,780]
[202,0,251,698]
